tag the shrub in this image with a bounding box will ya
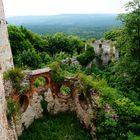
[48,61,65,83]
[77,45,95,67]
[4,68,25,91]
[6,97,20,120]
[96,111,118,139]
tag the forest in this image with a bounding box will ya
[7,14,121,39]
[6,0,140,139]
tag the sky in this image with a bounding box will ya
[3,0,130,17]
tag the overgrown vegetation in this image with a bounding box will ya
[4,68,29,95]
[48,61,65,83]
[6,97,20,120]
[4,68,25,92]
[77,44,95,66]
[102,0,140,98]
[8,26,85,69]
[19,112,92,140]
[34,76,46,88]
[76,73,140,139]
[7,0,140,139]
[60,85,71,96]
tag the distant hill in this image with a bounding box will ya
[7,14,122,39]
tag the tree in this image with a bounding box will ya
[15,49,42,69]
[104,28,122,41]
[45,33,84,56]
[106,0,140,95]
[77,45,95,67]
[8,25,33,56]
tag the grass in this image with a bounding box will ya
[19,112,92,140]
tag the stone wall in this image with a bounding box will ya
[0,0,99,139]
[0,0,14,72]
[0,73,16,140]
[0,0,15,139]
[92,40,119,65]
[5,68,99,140]
[15,92,43,136]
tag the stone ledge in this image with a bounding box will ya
[29,68,51,76]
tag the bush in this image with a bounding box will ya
[6,97,19,119]
[77,45,95,67]
[96,111,118,139]
[4,68,24,91]
[15,49,42,69]
[48,61,65,83]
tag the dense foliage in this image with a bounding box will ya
[76,73,140,139]
[103,0,140,98]
[7,0,140,139]
[8,26,85,69]
[77,45,95,66]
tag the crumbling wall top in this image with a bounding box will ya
[29,67,51,76]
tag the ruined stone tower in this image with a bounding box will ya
[0,0,13,72]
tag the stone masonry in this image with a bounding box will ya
[0,0,14,72]
[0,0,110,139]
[9,68,98,139]
[92,40,119,65]
[0,73,9,140]
[0,0,14,139]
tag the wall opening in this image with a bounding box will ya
[34,76,48,89]
[20,95,29,113]
[60,85,71,96]
[78,93,88,110]
[99,43,102,48]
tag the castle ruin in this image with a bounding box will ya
[0,1,116,140]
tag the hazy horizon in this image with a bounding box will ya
[7,13,118,18]
[3,0,130,17]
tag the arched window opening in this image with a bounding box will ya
[20,95,29,113]
[34,76,48,89]
[60,85,71,96]
[78,93,88,110]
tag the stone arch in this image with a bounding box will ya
[57,80,73,99]
[31,74,51,94]
[29,68,52,94]
[34,76,48,88]
[20,95,29,113]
